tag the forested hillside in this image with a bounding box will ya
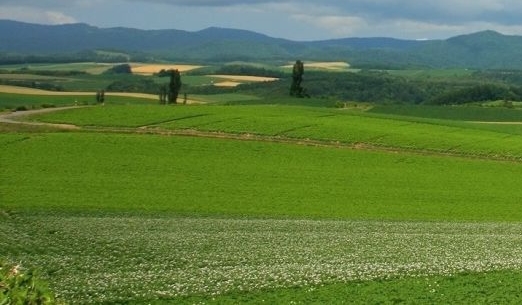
[2,20,522,69]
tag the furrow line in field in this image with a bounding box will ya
[83,125,522,163]
[3,106,522,163]
[136,114,211,128]
[273,124,316,136]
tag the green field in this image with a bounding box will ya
[0,92,157,110]
[3,130,522,220]
[386,69,474,79]
[31,104,522,159]
[2,99,522,304]
[0,91,264,111]
[370,104,522,122]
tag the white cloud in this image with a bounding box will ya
[0,6,76,24]
[246,0,522,39]
[44,11,77,24]
[3,0,522,39]
[292,14,368,37]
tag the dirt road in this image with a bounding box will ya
[0,106,83,130]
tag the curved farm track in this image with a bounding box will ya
[0,106,82,130]
[2,106,521,162]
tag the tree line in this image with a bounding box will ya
[87,67,522,105]
[0,50,149,65]
[7,59,519,106]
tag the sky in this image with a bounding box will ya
[1,0,522,41]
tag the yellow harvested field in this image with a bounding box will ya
[131,64,204,75]
[282,61,350,70]
[0,85,156,99]
[213,81,242,87]
[0,85,204,103]
[0,85,93,96]
[209,75,279,82]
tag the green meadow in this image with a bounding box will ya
[3,130,522,221]
[2,98,522,304]
[0,92,156,110]
[33,104,522,159]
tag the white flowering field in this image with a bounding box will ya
[2,214,522,303]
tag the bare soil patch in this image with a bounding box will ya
[131,64,203,75]
[213,81,243,87]
[209,75,279,82]
[282,61,350,70]
[207,75,279,86]
[0,106,83,130]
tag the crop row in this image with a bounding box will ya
[370,104,522,122]
[31,104,522,159]
[2,214,522,303]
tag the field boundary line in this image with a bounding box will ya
[88,126,522,163]
[137,114,211,128]
[470,121,522,125]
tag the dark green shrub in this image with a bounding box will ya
[104,64,132,74]
[0,260,58,304]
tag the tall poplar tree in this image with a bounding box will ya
[290,60,305,97]
[168,69,182,104]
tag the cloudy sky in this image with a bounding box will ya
[1,0,522,40]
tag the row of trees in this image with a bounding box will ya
[243,68,522,105]
[214,65,285,78]
[0,50,149,65]
[429,84,522,105]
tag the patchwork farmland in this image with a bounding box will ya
[2,61,522,304]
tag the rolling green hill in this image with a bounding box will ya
[2,20,522,69]
[4,102,522,303]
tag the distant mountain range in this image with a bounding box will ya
[2,20,522,69]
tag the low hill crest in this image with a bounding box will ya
[1,20,522,69]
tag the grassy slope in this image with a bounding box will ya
[4,103,522,303]
[2,131,522,221]
[33,104,522,159]
[174,270,522,304]
[176,271,522,304]
[369,104,522,122]
[0,92,156,109]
